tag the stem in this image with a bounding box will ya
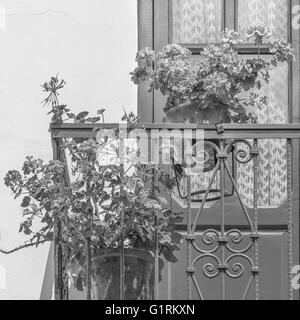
[107,216,135,247]
[0,239,50,254]
[86,179,93,300]
[52,89,63,123]
[86,237,92,300]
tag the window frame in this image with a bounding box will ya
[168,0,292,55]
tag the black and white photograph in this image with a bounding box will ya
[0,0,300,305]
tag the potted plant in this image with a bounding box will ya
[130,23,295,171]
[1,77,182,300]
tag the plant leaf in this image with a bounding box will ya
[21,196,31,208]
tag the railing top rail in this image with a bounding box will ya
[50,123,300,139]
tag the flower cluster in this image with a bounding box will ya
[156,43,192,60]
[151,58,197,99]
[131,44,197,111]
[270,40,295,64]
[203,72,231,100]
[130,47,155,84]
[200,44,242,79]
[42,76,103,124]
[221,29,240,46]
[247,22,272,46]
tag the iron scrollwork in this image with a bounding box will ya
[185,138,260,300]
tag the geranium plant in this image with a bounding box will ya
[131,23,295,124]
[1,76,181,300]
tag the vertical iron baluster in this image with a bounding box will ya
[52,137,64,300]
[220,140,226,301]
[253,139,260,300]
[86,237,92,300]
[54,215,63,300]
[186,174,192,300]
[120,203,125,300]
[119,134,125,301]
[61,145,71,300]
[151,130,159,300]
[154,134,162,300]
[154,212,159,300]
[287,139,293,300]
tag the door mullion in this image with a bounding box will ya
[224,0,236,30]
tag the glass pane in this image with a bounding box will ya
[237,56,288,208]
[238,0,289,42]
[171,0,223,44]
[240,56,289,124]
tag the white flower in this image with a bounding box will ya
[247,22,272,45]
[221,29,240,46]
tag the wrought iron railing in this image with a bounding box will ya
[50,123,300,300]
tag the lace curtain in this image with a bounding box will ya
[171,0,288,43]
[237,61,289,208]
[238,0,288,41]
[171,0,222,44]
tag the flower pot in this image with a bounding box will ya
[91,248,154,300]
[164,101,231,172]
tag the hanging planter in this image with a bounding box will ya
[164,100,232,173]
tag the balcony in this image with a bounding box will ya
[49,123,300,300]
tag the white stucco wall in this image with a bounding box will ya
[0,0,137,300]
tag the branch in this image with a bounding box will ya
[107,217,135,247]
[0,239,50,254]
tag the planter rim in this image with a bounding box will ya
[91,248,154,264]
